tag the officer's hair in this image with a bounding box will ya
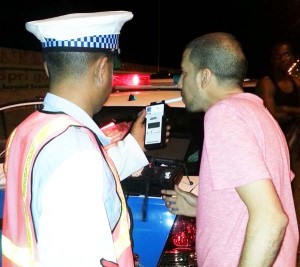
[43,51,113,83]
[185,32,247,87]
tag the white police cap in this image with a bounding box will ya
[25,11,133,54]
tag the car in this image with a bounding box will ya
[0,72,257,267]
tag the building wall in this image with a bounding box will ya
[0,47,180,106]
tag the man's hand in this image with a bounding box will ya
[161,185,197,217]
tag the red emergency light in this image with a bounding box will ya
[113,73,151,86]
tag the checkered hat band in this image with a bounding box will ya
[42,34,119,49]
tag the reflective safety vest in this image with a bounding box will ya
[2,111,134,266]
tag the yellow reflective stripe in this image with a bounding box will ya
[2,235,37,267]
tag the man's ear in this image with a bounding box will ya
[43,62,49,77]
[94,56,108,85]
[196,68,211,89]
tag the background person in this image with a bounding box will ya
[162,32,299,266]
[256,43,300,243]
[2,11,153,267]
[256,41,300,135]
[286,119,300,238]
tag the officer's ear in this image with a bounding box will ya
[94,56,109,86]
[43,62,49,77]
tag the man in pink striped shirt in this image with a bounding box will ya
[162,32,299,266]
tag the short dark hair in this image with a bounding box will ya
[270,41,293,57]
[185,32,247,87]
[43,51,113,84]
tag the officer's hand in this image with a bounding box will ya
[130,109,147,151]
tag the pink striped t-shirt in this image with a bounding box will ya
[196,93,299,267]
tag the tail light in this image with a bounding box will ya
[171,216,196,248]
[158,215,197,266]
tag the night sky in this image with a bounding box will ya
[0,0,299,78]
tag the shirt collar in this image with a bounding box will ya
[43,93,111,146]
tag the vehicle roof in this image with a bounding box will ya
[107,78,257,108]
[106,86,185,108]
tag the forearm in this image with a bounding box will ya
[238,213,288,267]
[107,134,148,180]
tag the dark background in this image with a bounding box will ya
[0,0,300,78]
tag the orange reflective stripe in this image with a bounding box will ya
[3,128,16,174]
[112,174,131,257]
[100,147,133,263]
